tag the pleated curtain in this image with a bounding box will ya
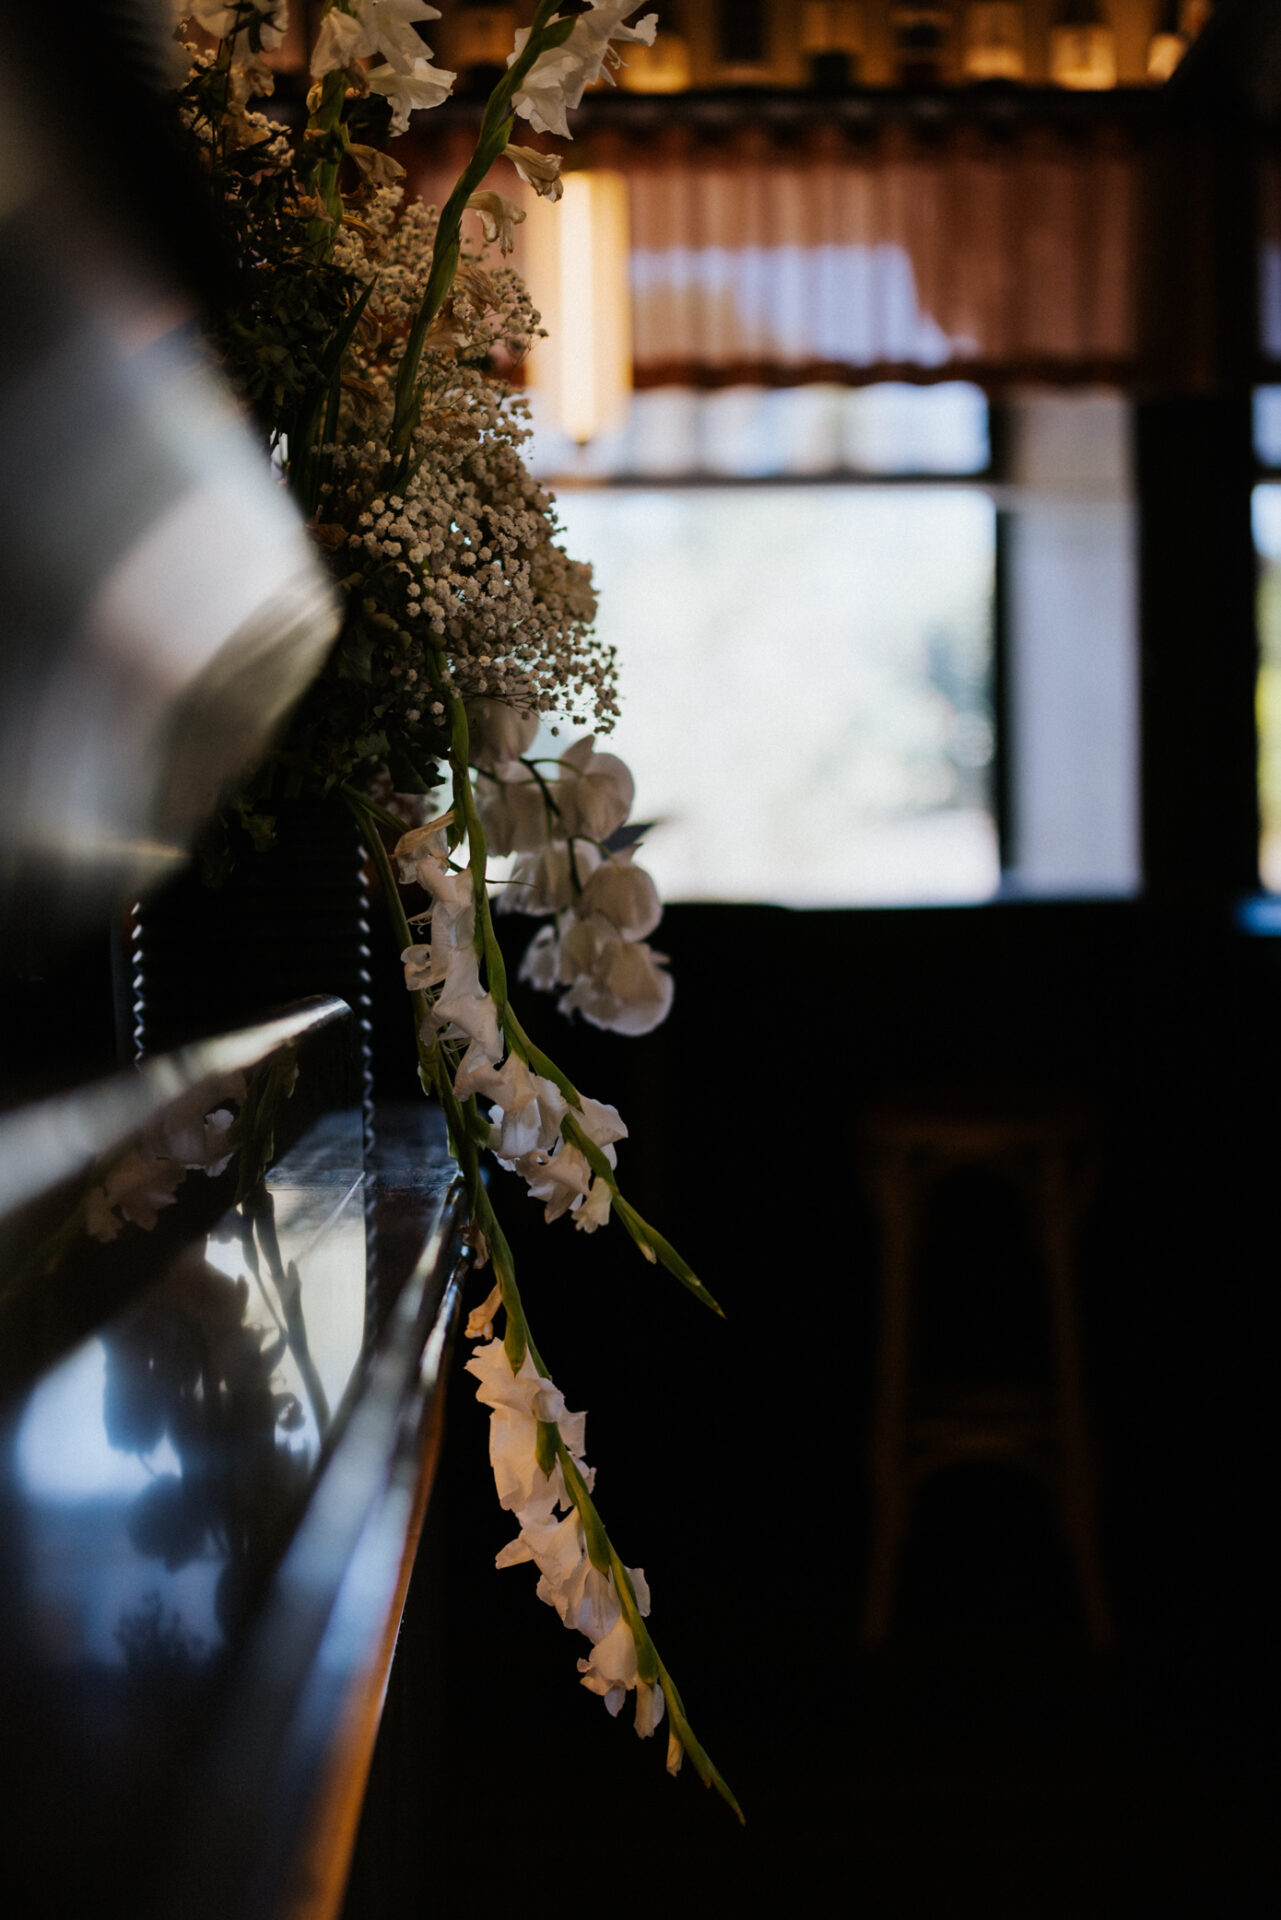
[404,114,1143,388]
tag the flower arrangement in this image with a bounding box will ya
[172,1,739,1816]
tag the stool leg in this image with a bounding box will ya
[1042,1149,1114,1649]
[863,1155,917,1646]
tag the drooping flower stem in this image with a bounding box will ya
[345,787,739,1815]
[304,68,350,237]
[557,1447,744,1824]
[347,782,722,1316]
[389,0,574,470]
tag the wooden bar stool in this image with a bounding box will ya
[861,1087,1112,1648]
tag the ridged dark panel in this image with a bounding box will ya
[132,799,376,1155]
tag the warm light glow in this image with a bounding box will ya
[801,0,864,55]
[1049,23,1116,89]
[963,1,1026,81]
[453,4,518,68]
[618,34,693,92]
[523,172,632,447]
[1147,30,1186,80]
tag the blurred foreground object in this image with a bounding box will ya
[0,3,339,963]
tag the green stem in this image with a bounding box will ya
[388,0,573,471]
[555,1439,744,1823]
[435,667,510,1026]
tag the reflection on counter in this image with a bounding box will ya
[13,1153,366,1675]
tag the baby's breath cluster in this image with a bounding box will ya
[318,193,613,738]
[179,24,613,795]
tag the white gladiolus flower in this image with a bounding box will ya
[466,697,539,768]
[559,926,673,1036]
[455,1042,537,1112]
[529,1075,628,1154]
[506,41,583,142]
[393,815,462,894]
[510,2,658,141]
[369,0,443,71]
[634,1676,666,1739]
[489,1101,545,1165]
[577,1611,640,1717]
[574,1175,613,1233]
[401,941,438,990]
[311,0,442,77]
[466,1332,655,1734]
[505,143,564,202]
[507,839,601,914]
[309,6,367,73]
[367,55,455,132]
[228,51,275,101]
[485,1403,563,1523]
[560,1558,623,1642]
[400,853,476,989]
[465,1280,503,1340]
[499,1512,627,1648]
[465,1339,591,1518]
[478,770,551,857]
[518,923,561,991]
[425,946,501,1057]
[578,848,662,941]
[521,1143,594,1222]
[190,0,286,46]
[502,1077,624,1225]
[555,736,635,841]
[496,1504,584,1584]
[466,189,525,255]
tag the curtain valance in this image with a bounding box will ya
[403,110,1162,391]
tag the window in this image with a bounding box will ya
[553,480,998,907]
[530,384,1140,908]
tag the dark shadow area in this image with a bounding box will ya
[342,896,1277,1919]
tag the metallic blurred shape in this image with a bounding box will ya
[0,8,341,960]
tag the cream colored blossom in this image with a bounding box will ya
[506,839,602,915]
[510,2,658,141]
[367,54,455,132]
[466,698,540,769]
[506,143,564,202]
[521,1142,594,1223]
[559,923,673,1036]
[465,1280,503,1340]
[189,0,285,45]
[574,1175,613,1233]
[555,736,635,841]
[466,1339,654,1734]
[578,1608,647,1717]
[455,1042,538,1113]
[466,189,525,256]
[424,945,501,1057]
[478,771,552,858]
[518,924,560,991]
[311,0,440,76]
[577,847,662,941]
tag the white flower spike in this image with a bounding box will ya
[509,2,658,141]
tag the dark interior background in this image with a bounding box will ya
[3,2,1279,1914]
